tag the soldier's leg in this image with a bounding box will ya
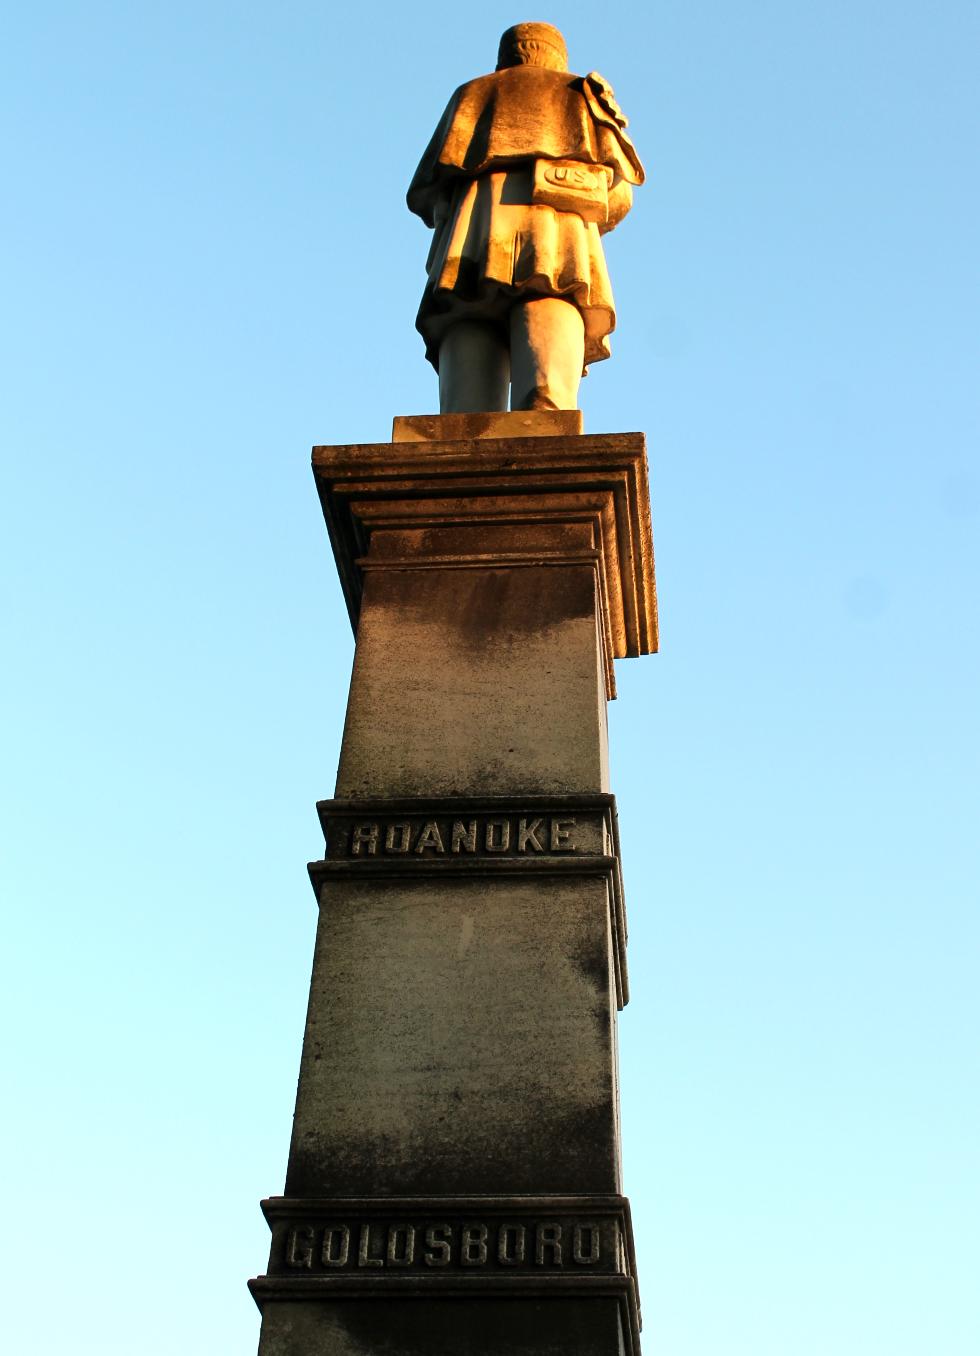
[509,298,585,411]
[438,320,510,413]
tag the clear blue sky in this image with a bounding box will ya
[2,3,977,1353]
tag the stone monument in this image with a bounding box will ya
[249,23,657,1356]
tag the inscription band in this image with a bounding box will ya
[249,1194,640,1354]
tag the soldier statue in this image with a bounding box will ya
[408,22,645,414]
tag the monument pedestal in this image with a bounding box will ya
[250,418,657,1355]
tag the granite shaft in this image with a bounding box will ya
[250,417,658,1355]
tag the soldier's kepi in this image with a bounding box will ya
[407,22,645,414]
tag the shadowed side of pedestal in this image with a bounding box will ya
[250,418,657,1355]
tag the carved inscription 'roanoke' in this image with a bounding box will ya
[343,815,579,858]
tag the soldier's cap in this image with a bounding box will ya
[496,22,568,70]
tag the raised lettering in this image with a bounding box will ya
[535,1222,563,1265]
[350,824,378,856]
[387,1224,416,1266]
[498,1223,526,1265]
[414,821,445,854]
[572,1223,600,1264]
[550,818,576,851]
[321,1225,350,1267]
[357,1224,384,1268]
[461,1223,488,1265]
[384,823,411,854]
[424,1223,452,1267]
[517,817,545,852]
[485,819,511,853]
[451,820,477,853]
[285,1226,314,1269]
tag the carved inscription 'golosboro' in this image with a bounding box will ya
[282,1219,606,1272]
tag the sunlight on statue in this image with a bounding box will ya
[407,22,645,414]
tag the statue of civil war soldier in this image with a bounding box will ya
[408,22,645,413]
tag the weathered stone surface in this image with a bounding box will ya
[335,561,610,796]
[392,410,583,442]
[256,1194,635,1280]
[284,873,619,1199]
[312,432,659,693]
[251,425,655,1354]
[251,1194,640,1354]
[317,794,618,861]
[255,1297,633,1356]
[312,793,630,1008]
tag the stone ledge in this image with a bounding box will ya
[393,410,584,442]
[250,1193,639,1351]
[260,1195,630,1280]
[309,792,628,1007]
[258,1192,636,1214]
[250,1272,638,1301]
[248,1276,640,1356]
[312,431,658,690]
[315,791,618,859]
